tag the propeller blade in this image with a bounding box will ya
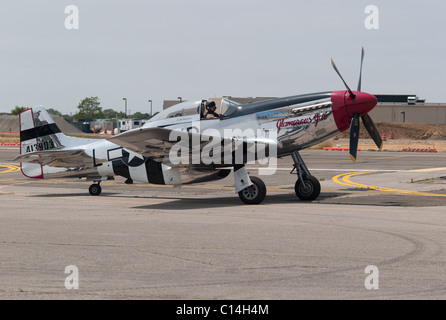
[331,58,356,99]
[349,113,360,162]
[357,46,365,91]
[361,113,383,150]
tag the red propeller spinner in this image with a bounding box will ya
[329,47,382,161]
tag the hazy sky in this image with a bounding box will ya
[1,0,445,115]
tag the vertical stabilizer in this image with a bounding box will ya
[19,106,70,178]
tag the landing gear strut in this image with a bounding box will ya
[89,182,102,196]
[291,151,320,201]
[234,165,267,205]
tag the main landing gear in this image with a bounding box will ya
[236,151,320,204]
[291,151,320,201]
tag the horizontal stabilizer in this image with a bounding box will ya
[14,149,89,167]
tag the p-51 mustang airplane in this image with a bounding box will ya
[15,48,382,204]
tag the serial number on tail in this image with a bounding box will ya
[25,140,56,152]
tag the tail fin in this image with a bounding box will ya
[19,106,71,178]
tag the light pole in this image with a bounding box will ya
[122,97,127,117]
[148,99,152,116]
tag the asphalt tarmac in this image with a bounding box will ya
[0,147,446,300]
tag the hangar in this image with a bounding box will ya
[369,94,446,125]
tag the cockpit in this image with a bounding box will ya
[148,98,242,123]
[149,100,202,122]
[220,99,242,119]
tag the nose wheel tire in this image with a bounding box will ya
[295,175,320,201]
[89,183,102,196]
[238,176,266,204]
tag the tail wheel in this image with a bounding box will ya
[89,183,102,196]
[238,176,266,205]
[295,175,320,201]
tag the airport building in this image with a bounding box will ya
[369,94,446,125]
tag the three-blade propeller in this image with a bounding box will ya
[331,47,383,161]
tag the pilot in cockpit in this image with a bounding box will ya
[204,101,220,119]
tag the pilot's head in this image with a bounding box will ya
[206,101,216,111]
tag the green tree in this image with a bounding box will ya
[74,97,104,120]
[47,108,63,116]
[11,106,27,115]
[129,112,152,119]
[62,114,74,122]
[103,108,125,119]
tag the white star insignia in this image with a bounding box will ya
[125,149,144,163]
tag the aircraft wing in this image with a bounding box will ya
[108,127,180,161]
[108,127,277,164]
[14,149,92,167]
[108,127,227,163]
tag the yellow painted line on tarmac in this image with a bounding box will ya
[0,164,21,173]
[0,165,25,193]
[0,164,37,194]
[333,171,446,197]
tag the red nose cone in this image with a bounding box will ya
[345,91,377,118]
[331,90,378,132]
